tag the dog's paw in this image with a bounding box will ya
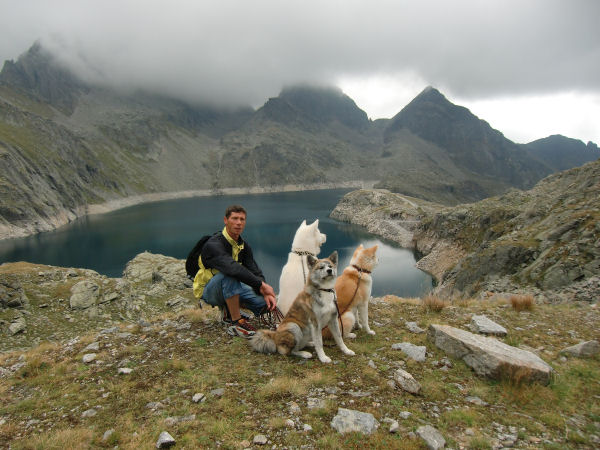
[346,332,357,339]
[344,349,356,356]
[298,351,312,359]
[319,355,332,364]
[366,329,376,335]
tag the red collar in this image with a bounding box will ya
[352,264,371,274]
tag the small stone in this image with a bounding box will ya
[285,419,295,428]
[389,420,400,433]
[82,353,97,364]
[210,388,225,397]
[84,342,100,352]
[406,321,425,333]
[146,402,164,410]
[303,423,313,432]
[289,401,301,414]
[393,368,422,395]
[253,434,268,445]
[81,408,97,418]
[416,425,445,449]
[391,342,427,362]
[399,411,412,419]
[560,340,600,358]
[102,429,115,441]
[330,408,379,434]
[156,431,176,448]
[465,396,488,406]
[118,367,133,375]
[192,393,205,403]
[307,397,326,409]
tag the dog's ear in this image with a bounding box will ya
[328,251,338,266]
[300,219,307,227]
[307,254,318,269]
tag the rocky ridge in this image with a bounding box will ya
[331,159,600,302]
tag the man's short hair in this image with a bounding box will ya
[225,204,247,218]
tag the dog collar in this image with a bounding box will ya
[318,288,335,293]
[293,250,316,256]
[352,264,371,274]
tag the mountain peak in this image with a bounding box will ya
[0,42,85,114]
[259,84,369,130]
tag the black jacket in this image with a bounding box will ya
[200,232,265,293]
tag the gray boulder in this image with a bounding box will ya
[69,280,100,309]
[560,340,599,358]
[392,342,427,362]
[0,278,28,308]
[123,252,188,289]
[8,317,27,335]
[156,431,175,448]
[330,408,379,434]
[428,324,553,384]
[393,368,421,395]
[470,315,507,336]
[416,425,446,449]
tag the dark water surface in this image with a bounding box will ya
[0,190,432,297]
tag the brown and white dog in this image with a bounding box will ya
[324,244,378,340]
[250,251,355,363]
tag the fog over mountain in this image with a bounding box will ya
[1,41,598,241]
[0,0,598,143]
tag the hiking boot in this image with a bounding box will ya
[220,307,252,325]
[226,318,256,338]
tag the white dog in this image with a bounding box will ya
[277,219,326,316]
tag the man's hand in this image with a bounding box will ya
[260,282,277,311]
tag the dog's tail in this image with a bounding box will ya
[250,327,297,355]
[250,329,278,354]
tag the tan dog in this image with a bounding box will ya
[324,244,378,339]
[250,251,355,364]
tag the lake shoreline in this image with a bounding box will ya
[0,181,375,241]
[86,181,376,215]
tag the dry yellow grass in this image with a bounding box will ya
[510,294,534,311]
[422,294,450,312]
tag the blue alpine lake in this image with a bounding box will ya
[0,189,433,298]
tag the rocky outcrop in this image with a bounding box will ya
[0,254,195,352]
[330,160,600,301]
[330,189,440,248]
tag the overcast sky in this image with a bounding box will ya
[1,0,598,144]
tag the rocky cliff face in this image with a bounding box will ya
[331,160,600,302]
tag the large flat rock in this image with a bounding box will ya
[428,324,553,384]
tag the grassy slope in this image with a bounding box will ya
[1,271,598,449]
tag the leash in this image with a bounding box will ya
[293,249,316,283]
[258,306,285,330]
[319,288,343,337]
[344,264,370,314]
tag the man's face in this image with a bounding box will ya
[224,211,246,239]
